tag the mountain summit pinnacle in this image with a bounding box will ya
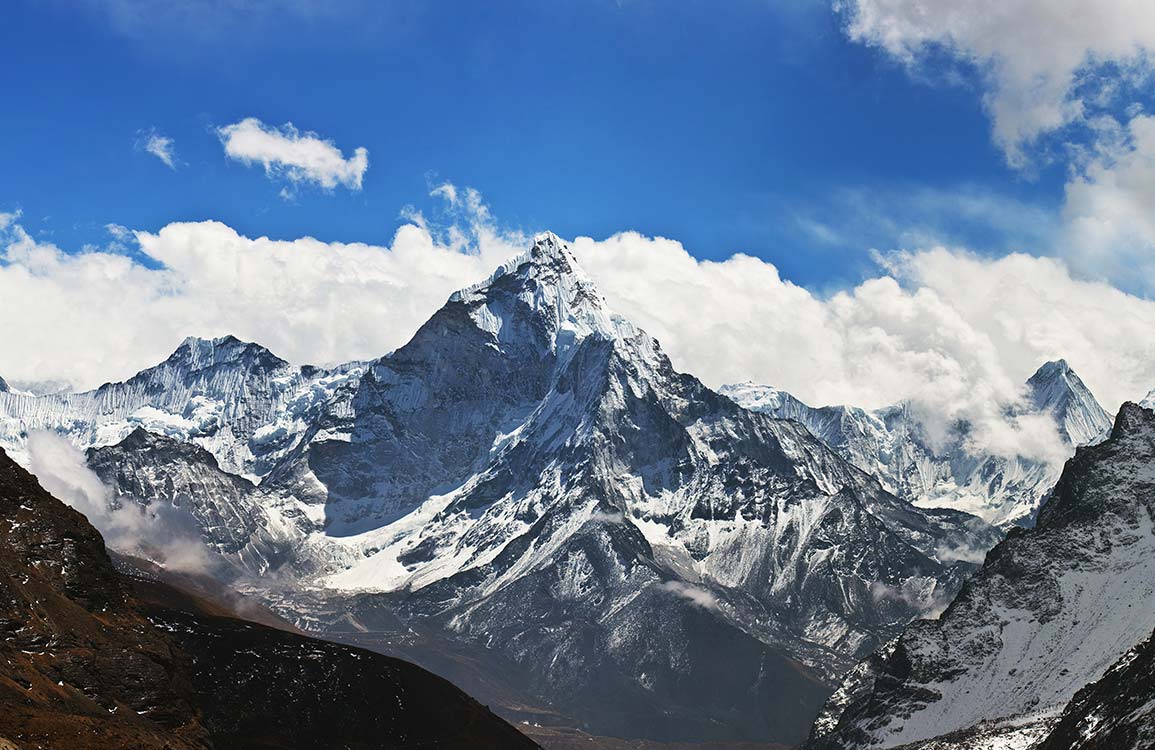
[448,231,617,347]
[1025,359,1112,445]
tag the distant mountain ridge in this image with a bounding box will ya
[0,233,1002,746]
[805,402,1155,749]
[722,359,1112,529]
[0,333,367,479]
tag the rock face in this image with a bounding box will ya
[1035,627,1155,750]
[0,445,538,749]
[722,359,1112,529]
[806,402,1155,749]
[0,234,1000,746]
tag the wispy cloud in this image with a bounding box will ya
[217,117,369,195]
[656,580,720,611]
[137,128,178,169]
[789,183,1059,259]
[1060,114,1155,294]
[837,0,1155,168]
[25,431,215,574]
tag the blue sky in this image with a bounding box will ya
[5,0,1155,421]
[2,0,1068,289]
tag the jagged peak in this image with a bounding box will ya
[176,334,249,352]
[1036,401,1155,529]
[165,335,286,369]
[114,426,170,449]
[1025,359,1112,446]
[1027,358,1074,387]
[111,426,215,457]
[1109,400,1154,441]
[0,374,8,393]
[719,382,800,411]
[450,231,595,302]
[446,232,620,347]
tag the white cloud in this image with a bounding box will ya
[655,580,720,611]
[1061,114,1155,292]
[837,0,1155,163]
[25,431,215,573]
[217,117,369,192]
[835,2,1155,291]
[139,128,177,169]
[570,232,1155,464]
[2,185,1154,467]
[0,187,518,392]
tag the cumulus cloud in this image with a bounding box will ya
[217,117,369,193]
[2,184,1154,467]
[834,2,1155,291]
[0,187,518,391]
[138,128,177,169]
[837,0,1155,164]
[25,431,215,573]
[570,232,1155,464]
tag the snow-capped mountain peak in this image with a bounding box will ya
[155,334,288,375]
[1,234,1003,747]
[0,375,8,393]
[1025,359,1113,445]
[448,231,620,351]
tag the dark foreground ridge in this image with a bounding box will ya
[0,446,538,750]
[1035,627,1155,750]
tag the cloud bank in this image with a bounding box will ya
[2,186,1154,466]
[217,117,369,192]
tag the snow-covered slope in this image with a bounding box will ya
[4,233,1002,746]
[1035,627,1155,750]
[722,361,1112,529]
[806,401,1155,749]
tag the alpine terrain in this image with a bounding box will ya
[0,234,1002,747]
[722,359,1113,529]
[0,444,536,749]
[1035,626,1155,750]
[805,401,1155,749]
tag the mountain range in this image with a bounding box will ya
[0,233,1147,748]
[722,359,1113,529]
